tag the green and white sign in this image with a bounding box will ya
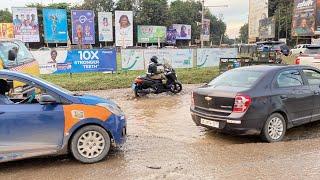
[137,25,166,43]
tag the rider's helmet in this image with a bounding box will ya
[150,56,158,64]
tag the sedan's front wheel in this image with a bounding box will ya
[261,113,286,143]
[71,125,111,163]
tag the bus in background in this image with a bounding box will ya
[0,39,39,76]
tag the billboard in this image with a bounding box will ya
[12,7,40,42]
[115,11,133,47]
[201,19,210,41]
[43,9,68,43]
[248,0,268,39]
[259,17,276,39]
[166,28,177,44]
[71,10,95,45]
[98,12,113,42]
[197,48,238,68]
[292,0,316,36]
[137,26,167,43]
[32,49,117,74]
[172,24,192,40]
[121,49,145,71]
[0,23,14,38]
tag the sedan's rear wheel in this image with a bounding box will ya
[71,125,111,163]
[261,113,286,143]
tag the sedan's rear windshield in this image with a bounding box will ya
[208,70,264,88]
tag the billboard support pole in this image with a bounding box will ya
[201,0,204,48]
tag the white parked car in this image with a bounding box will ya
[290,44,311,55]
[295,46,320,68]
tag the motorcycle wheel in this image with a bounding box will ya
[170,82,182,94]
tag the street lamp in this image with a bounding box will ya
[200,0,228,47]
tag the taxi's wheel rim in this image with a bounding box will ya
[77,131,105,159]
[267,117,284,140]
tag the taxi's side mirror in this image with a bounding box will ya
[39,94,57,105]
[8,49,17,61]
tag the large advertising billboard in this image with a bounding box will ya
[32,49,117,74]
[166,28,177,44]
[115,11,133,47]
[292,0,316,36]
[43,9,68,43]
[12,7,40,42]
[0,23,14,38]
[259,17,276,39]
[98,12,113,42]
[71,10,95,45]
[137,26,166,43]
[201,19,210,41]
[248,0,268,40]
[172,24,192,40]
[197,48,238,68]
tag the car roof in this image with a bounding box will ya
[234,65,315,72]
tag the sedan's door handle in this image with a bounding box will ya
[280,95,288,100]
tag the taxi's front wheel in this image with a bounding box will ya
[70,125,111,163]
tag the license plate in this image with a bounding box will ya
[131,83,136,90]
[201,119,219,128]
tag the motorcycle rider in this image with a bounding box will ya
[147,56,165,80]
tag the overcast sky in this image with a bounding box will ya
[0,0,248,38]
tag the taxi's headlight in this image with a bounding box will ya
[97,103,123,116]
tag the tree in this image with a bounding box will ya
[0,8,13,23]
[239,23,248,44]
[115,0,137,11]
[204,10,227,45]
[81,0,114,12]
[135,0,169,26]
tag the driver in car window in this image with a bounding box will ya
[0,79,13,104]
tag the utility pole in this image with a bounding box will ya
[200,0,228,48]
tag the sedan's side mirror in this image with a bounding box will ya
[8,49,17,61]
[39,94,57,105]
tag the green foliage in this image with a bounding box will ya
[0,9,12,23]
[239,23,248,44]
[136,0,169,26]
[41,67,219,91]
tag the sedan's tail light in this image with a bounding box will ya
[295,58,300,65]
[233,94,252,113]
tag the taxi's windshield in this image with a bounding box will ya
[0,40,34,67]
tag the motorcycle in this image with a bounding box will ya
[132,64,182,97]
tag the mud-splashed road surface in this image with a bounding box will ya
[2,84,320,179]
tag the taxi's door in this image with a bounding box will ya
[0,79,65,161]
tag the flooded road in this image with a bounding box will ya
[1,84,320,179]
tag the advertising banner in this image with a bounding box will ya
[292,0,316,36]
[197,48,238,68]
[43,9,68,43]
[0,23,14,38]
[122,49,193,70]
[259,17,276,39]
[115,11,133,47]
[166,28,177,44]
[317,0,320,32]
[137,26,166,43]
[98,12,113,42]
[172,24,192,40]
[201,19,210,41]
[71,10,95,45]
[121,49,145,71]
[32,49,116,74]
[12,7,40,42]
[248,0,268,39]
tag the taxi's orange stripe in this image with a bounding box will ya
[63,104,112,135]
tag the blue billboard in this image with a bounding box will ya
[43,8,68,43]
[36,49,117,74]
